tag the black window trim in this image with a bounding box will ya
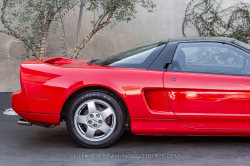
[148,41,178,71]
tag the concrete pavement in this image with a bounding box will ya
[1,92,250,166]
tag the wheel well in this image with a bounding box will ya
[60,86,130,129]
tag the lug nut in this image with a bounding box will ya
[90,114,94,118]
[98,120,102,123]
[94,124,97,127]
[96,114,100,118]
[88,120,92,124]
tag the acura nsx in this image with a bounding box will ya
[12,37,250,148]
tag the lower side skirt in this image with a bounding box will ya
[131,118,250,136]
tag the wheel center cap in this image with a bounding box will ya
[87,113,103,128]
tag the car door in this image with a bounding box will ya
[164,42,250,129]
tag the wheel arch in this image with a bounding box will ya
[60,86,130,129]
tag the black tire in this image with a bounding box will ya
[66,91,125,148]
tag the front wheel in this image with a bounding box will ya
[66,91,125,148]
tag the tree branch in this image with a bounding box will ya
[56,0,69,58]
[52,0,71,16]
[1,0,23,41]
[1,0,37,56]
[39,19,52,57]
[77,1,84,49]
[38,0,71,57]
[0,29,10,35]
[93,12,107,28]
[71,15,113,59]
[71,6,117,59]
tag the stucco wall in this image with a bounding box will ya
[0,0,247,92]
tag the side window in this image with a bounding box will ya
[172,42,250,75]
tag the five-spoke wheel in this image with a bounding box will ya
[66,91,125,148]
[74,99,116,141]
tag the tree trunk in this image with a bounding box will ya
[40,20,52,57]
[56,0,69,58]
[77,2,84,48]
[71,16,111,59]
[60,14,69,58]
[72,6,116,59]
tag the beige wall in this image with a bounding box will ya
[0,0,247,92]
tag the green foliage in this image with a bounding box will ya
[1,0,78,59]
[183,0,250,43]
[1,0,156,60]
[72,0,157,58]
[86,0,156,24]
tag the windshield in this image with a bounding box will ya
[233,40,250,52]
[95,42,164,66]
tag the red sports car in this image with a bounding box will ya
[12,37,250,148]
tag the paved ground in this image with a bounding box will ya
[1,92,250,166]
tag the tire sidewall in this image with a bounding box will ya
[66,91,125,148]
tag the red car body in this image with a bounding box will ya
[12,37,250,137]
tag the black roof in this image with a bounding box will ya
[165,37,236,43]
